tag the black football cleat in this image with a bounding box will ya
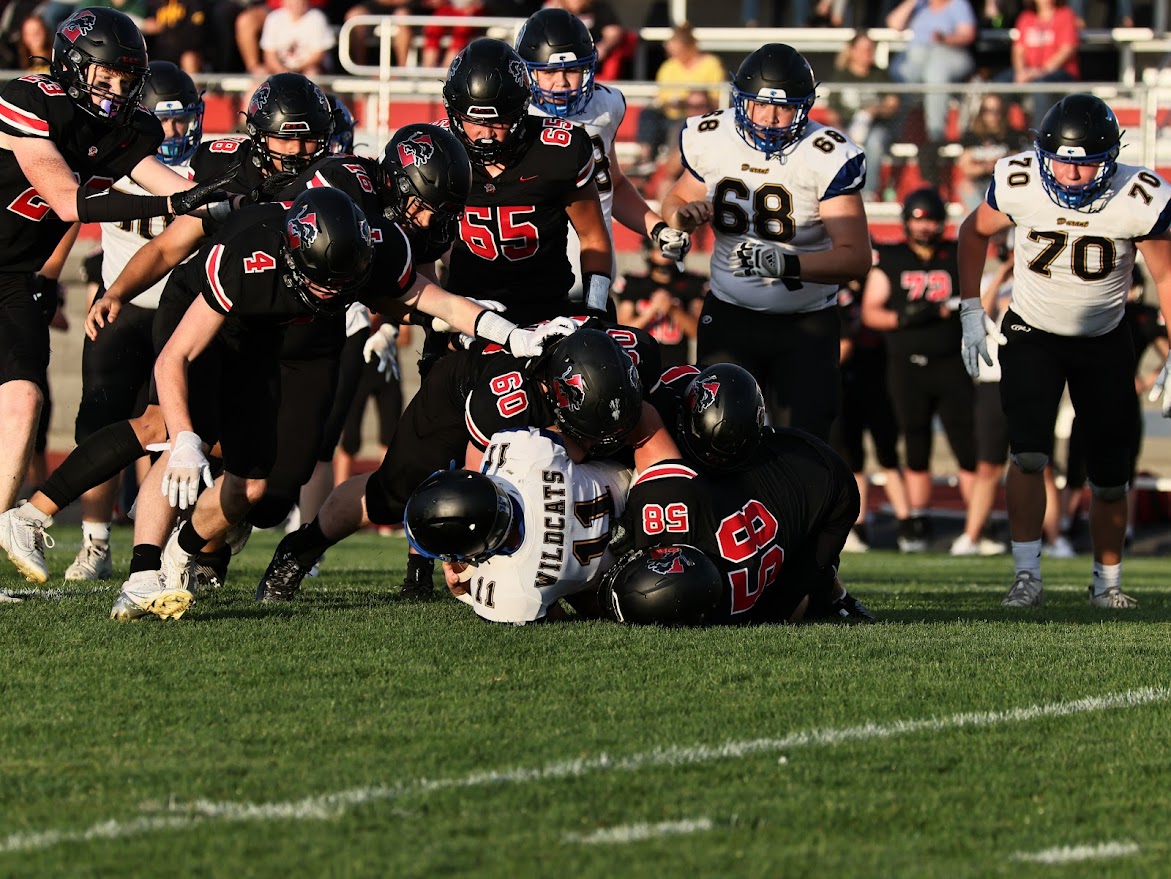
[832,591,877,623]
[256,545,310,602]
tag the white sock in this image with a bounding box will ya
[82,521,111,543]
[13,502,46,522]
[1091,562,1121,596]
[1011,540,1043,578]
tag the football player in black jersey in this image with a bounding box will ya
[860,187,989,556]
[0,7,228,560]
[441,38,614,324]
[256,324,660,603]
[607,363,875,626]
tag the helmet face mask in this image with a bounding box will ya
[143,60,203,165]
[380,123,472,234]
[1034,93,1121,211]
[732,43,817,159]
[515,8,597,117]
[283,188,375,314]
[603,545,723,626]
[404,470,522,565]
[677,364,765,470]
[245,74,335,176]
[51,7,150,126]
[443,38,532,165]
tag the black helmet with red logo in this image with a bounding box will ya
[602,545,723,626]
[379,123,472,235]
[283,188,375,314]
[442,38,532,165]
[677,363,765,470]
[51,7,149,126]
[244,73,334,175]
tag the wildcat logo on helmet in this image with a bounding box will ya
[248,83,270,116]
[647,547,689,576]
[60,10,97,42]
[688,378,721,414]
[508,59,528,86]
[397,131,434,167]
[286,204,318,250]
[553,366,586,411]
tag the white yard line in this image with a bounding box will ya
[2,687,1166,855]
[1012,841,1141,864]
[564,818,715,845]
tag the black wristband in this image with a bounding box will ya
[76,189,170,224]
[783,254,802,280]
[650,221,668,242]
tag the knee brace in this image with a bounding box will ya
[1010,451,1049,474]
[1089,481,1128,502]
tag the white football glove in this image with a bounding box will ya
[160,431,213,510]
[959,298,1006,379]
[731,240,797,279]
[507,316,579,359]
[651,222,691,264]
[432,298,505,334]
[1149,356,1171,417]
[363,323,400,383]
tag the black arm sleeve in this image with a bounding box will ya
[76,188,171,223]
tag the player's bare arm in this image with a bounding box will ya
[1138,235,1171,344]
[565,180,613,277]
[957,200,1014,299]
[154,296,226,441]
[661,170,713,232]
[860,264,898,331]
[797,193,871,284]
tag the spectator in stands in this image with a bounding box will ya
[548,0,631,80]
[647,90,716,198]
[995,0,1080,127]
[614,243,705,370]
[144,0,211,72]
[887,0,977,183]
[344,0,427,69]
[954,94,1028,213]
[634,23,724,174]
[823,33,901,202]
[260,0,336,74]
[16,12,52,73]
[420,0,485,69]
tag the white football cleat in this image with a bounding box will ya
[1002,571,1044,608]
[110,570,194,621]
[0,506,54,584]
[65,535,113,581]
[1088,586,1138,609]
[160,531,195,594]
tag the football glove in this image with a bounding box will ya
[584,273,612,313]
[171,166,240,216]
[160,431,214,510]
[507,316,579,359]
[650,221,691,263]
[1149,356,1171,417]
[363,323,400,383]
[959,298,1006,379]
[731,240,800,279]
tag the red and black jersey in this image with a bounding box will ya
[279,154,383,218]
[190,137,266,196]
[463,318,660,451]
[613,268,706,369]
[0,73,163,272]
[446,117,595,321]
[624,428,851,623]
[873,242,962,359]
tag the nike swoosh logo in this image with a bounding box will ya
[520,174,538,182]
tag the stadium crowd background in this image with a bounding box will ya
[9,0,1171,549]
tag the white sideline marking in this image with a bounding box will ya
[564,818,714,845]
[1,687,1166,855]
[1013,841,1140,864]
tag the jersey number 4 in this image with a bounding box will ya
[461,206,539,261]
[716,499,783,615]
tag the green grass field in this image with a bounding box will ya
[2,528,1170,878]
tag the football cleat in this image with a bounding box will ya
[192,546,231,593]
[1002,571,1044,608]
[110,570,194,621]
[65,535,113,581]
[256,545,310,602]
[0,506,54,583]
[160,531,195,594]
[1088,586,1138,609]
[832,591,877,623]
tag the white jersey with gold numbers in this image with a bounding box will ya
[679,110,866,314]
[989,151,1171,336]
[457,428,631,624]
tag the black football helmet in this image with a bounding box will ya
[901,187,947,246]
[380,123,472,238]
[404,470,520,564]
[602,545,722,626]
[51,7,149,126]
[515,7,597,118]
[142,61,203,166]
[283,188,375,314]
[442,38,532,165]
[325,93,356,155]
[677,364,765,471]
[244,73,335,176]
[1034,93,1121,211]
[731,43,817,159]
[537,328,642,458]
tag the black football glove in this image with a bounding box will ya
[170,165,242,216]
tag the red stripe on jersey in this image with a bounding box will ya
[464,398,491,449]
[308,172,329,188]
[660,365,700,386]
[575,155,595,188]
[0,98,49,136]
[633,463,698,486]
[205,244,232,312]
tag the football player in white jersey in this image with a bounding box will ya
[65,61,203,581]
[659,43,871,440]
[958,93,1171,610]
[515,7,690,296]
[404,427,631,624]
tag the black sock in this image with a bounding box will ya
[129,543,162,575]
[287,520,335,568]
[406,554,435,584]
[177,522,208,555]
[198,544,232,566]
[40,421,145,510]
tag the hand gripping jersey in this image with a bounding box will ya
[679,111,865,314]
[446,117,595,314]
[988,151,1171,336]
[529,83,625,283]
[0,73,163,272]
[872,241,961,359]
[454,427,631,623]
[100,160,193,309]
